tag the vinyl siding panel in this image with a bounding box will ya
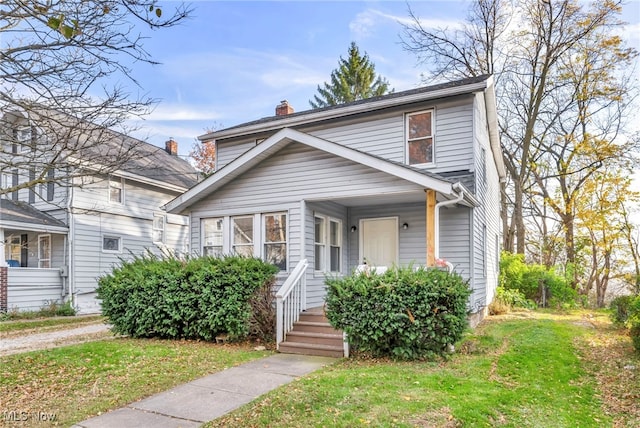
[216,139,256,169]
[440,206,472,279]
[7,268,63,312]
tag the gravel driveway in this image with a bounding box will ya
[1,322,113,357]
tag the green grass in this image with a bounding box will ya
[0,314,104,335]
[208,311,635,427]
[0,338,272,426]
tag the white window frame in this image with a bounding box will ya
[314,214,343,274]
[263,212,287,271]
[102,235,122,253]
[6,235,22,264]
[152,213,165,244]
[108,176,124,204]
[232,215,254,257]
[406,109,435,166]
[38,234,51,268]
[202,217,224,257]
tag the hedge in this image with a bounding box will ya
[97,254,278,341]
[325,266,471,360]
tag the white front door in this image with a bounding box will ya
[360,217,398,267]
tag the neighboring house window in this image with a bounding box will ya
[232,216,254,257]
[11,169,18,201]
[28,168,35,203]
[14,126,32,153]
[38,234,51,268]
[264,212,287,271]
[109,176,124,204]
[152,214,165,244]
[46,169,54,202]
[314,215,343,273]
[102,235,122,253]
[5,236,21,265]
[202,217,224,257]
[406,110,434,165]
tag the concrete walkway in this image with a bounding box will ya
[72,353,337,428]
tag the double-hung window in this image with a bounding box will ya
[152,214,165,244]
[232,216,254,257]
[264,213,287,271]
[109,176,123,204]
[406,110,434,165]
[202,218,224,257]
[314,215,342,273]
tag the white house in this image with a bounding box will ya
[0,109,199,314]
[165,74,506,355]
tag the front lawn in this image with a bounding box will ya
[208,310,639,427]
[0,339,271,426]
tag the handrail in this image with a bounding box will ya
[276,259,308,348]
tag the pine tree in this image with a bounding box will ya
[310,42,393,108]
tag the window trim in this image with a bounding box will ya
[314,215,327,273]
[406,109,435,166]
[102,235,122,253]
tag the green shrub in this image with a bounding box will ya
[489,287,535,314]
[97,253,278,341]
[609,295,636,326]
[631,322,640,353]
[499,251,577,308]
[325,266,471,360]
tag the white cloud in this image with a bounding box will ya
[145,104,222,122]
[349,8,463,40]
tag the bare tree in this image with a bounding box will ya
[0,1,191,196]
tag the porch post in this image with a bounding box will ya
[0,228,7,312]
[426,190,436,267]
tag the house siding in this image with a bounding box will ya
[216,139,256,170]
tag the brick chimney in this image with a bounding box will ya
[275,100,294,116]
[165,138,178,156]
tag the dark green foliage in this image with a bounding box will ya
[309,41,393,108]
[97,254,278,341]
[499,251,578,307]
[609,295,636,326]
[325,266,471,360]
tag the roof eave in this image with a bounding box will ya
[200,78,491,141]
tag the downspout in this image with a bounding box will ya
[434,182,465,263]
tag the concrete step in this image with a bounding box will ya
[278,341,344,358]
[285,330,343,347]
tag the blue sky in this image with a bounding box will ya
[124,0,640,157]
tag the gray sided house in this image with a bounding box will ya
[1,109,199,313]
[166,75,506,354]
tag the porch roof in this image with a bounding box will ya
[0,199,68,233]
[166,128,473,214]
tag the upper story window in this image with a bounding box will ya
[109,176,124,204]
[406,110,434,166]
[12,126,32,153]
[152,214,165,244]
[202,217,223,257]
[232,215,254,257]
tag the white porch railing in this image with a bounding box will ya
[276,259,308,349]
